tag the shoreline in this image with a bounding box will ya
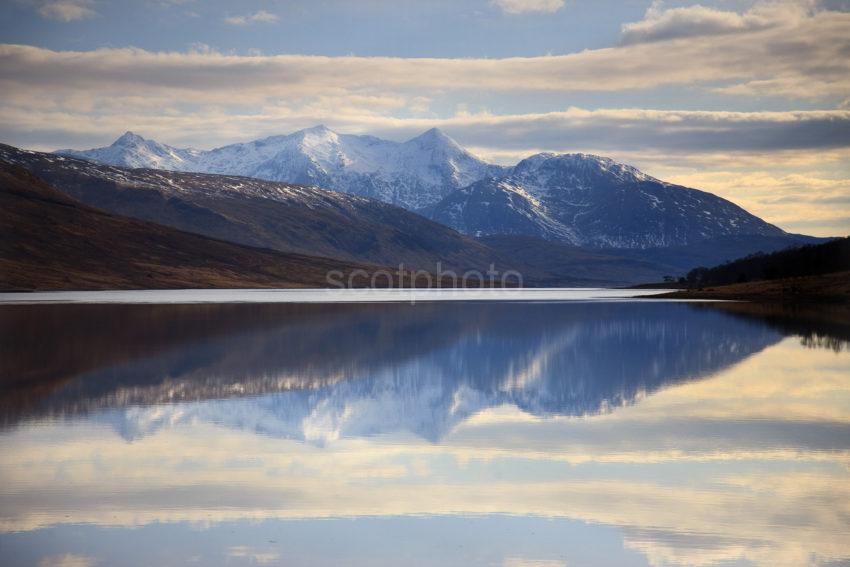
[648,271,850,303]
[0,287,671,305]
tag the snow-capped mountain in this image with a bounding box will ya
[220,126,504,210]
[57,131,201,171]
[57,126,504,210]
[429,153,787,248]
[56,127,797,250]
[0,143,500,271]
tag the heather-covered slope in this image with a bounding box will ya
[3,144,503,274]
[0,163,386,290]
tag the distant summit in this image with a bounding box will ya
[57,131,199,171]
[429,152,786,248]
[57,126,790,249]
[407,127,459,148]
[113,131,146,146]
[57,126,503,210]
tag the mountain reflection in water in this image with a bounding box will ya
[2,302,782,432]
[1,300,849,567]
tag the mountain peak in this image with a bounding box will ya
[520,152,610,166]
[430,148,785,249]
[421,126,446,137]
[291,125,339,146]
[301,124,335,135]
[406,127,463,152]
[113,131,146,146]
[418,127,450,141]
[514,152,654,185]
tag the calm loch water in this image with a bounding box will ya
[1,299,848,566]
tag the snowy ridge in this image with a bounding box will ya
[429,152,787,249]
[4,144,373,210]
[57,126,504,210]
[58,131,202,171]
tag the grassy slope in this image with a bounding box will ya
[0,144,504,274]
[0,164,390,291]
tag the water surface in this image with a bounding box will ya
[0,287,667,304]
[1,300,848,566]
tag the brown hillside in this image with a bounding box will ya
[0,164,389,291]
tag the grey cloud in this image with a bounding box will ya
[438,109,850,155]
[819,0,850,11]
[2,105,849,158]
[817,195,850,204]
[770,194,850,205]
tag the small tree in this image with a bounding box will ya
[686,267,709,286]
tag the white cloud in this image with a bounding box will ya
[2,7,847,101]
[37,0,96,22]
[503,559,567,567]
[623,0,817,44]
[38,554,97,567]
[226,546,279,565]
[223,10,278,26]
[491,0,565,14]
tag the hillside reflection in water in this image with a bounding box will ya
[1,300,848,567]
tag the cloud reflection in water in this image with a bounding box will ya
[1,301,849,567]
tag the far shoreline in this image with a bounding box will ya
[0,287,670,305]
[644,271,850,303]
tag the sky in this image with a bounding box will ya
[0,0,849,235]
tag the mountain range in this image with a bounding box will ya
[56,126,802,251]
[59,126,504,211]
[0,143,686,288]
[1,144,499,272]
[0,126,828,290]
